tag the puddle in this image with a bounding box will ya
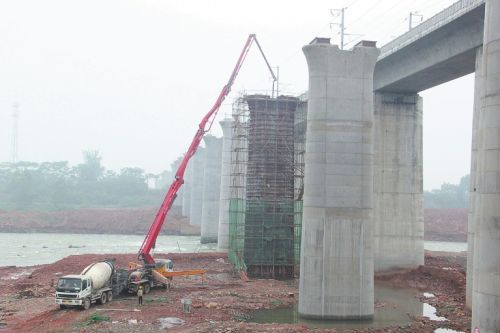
[248,285,450,329]
[423,303,447,321]
[248,284,423,329]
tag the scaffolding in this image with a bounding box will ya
[228,94,301,279]
[294,94,307,269]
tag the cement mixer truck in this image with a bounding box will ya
[55,259,129,310]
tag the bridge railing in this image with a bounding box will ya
[379,0,484,60]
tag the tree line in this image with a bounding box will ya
[0,150,470,211]
[424,175,469,209]
[0,151,172,211]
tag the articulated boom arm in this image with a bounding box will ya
[139,34,275,265]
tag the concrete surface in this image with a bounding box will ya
[217,119,233,251]
[201,135,223,244]
[299,39,379,319]
[466,46,483,310]
[189,147,205,226]
[171,158,183,207]
[373,93,424,272]
[182,163,192,217]
[472,0,500,331]
[374,0,485,93]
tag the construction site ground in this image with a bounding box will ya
[0,251,469,333]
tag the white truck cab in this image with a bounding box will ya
[55,274,97,309]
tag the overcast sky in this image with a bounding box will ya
[0,0,473,190]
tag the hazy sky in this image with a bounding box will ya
[0,0,473,190]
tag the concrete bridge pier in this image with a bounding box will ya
[373,93,424,272]
[189,147,205,226]
[217,119,233,251]
[466,46,483,310]
[472,0,500,331]
[171,159,183,208]
[298,39,379,320]
[201,135,223,244]
[182,163,192,217]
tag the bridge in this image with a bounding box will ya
[375,0,485,92]
[298,0,500,331]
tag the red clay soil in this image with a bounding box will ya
[425,208,468,242]
[0,251,470,333]
[0,206,200,236]
[0,207,467,242]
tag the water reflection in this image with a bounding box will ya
[249,284,423,329]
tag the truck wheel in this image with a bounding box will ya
[107,291,113,303]
[83,298,91,310]
[144,283,151,294]
[99,292,107,305]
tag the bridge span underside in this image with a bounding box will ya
[374,2,484,93]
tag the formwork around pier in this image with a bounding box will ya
[227,94,305,279]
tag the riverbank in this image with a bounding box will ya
[0,207,467,242]
[0,251,469,332]
[0,206,199,236]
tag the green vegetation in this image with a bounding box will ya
[0,150,174,211]
[424,175,469,208]
[0,150,470,211]
[75,312,110,327]
[232,312,251,322]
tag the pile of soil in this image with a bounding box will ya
[425,208,468,242]
[0,251,470,332]
[0,206,199,236]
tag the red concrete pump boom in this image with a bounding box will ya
[139,34,276,265]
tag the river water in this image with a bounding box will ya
[0,233,466,267]
[0,233,216,267]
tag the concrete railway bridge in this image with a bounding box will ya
[298,0,500,331]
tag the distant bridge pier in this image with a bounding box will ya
[472,0,500,331]
[373,92,424,272]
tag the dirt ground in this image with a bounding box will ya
[424,208,467,242]
[0,251,470,333]
[0,206,199,236]
[0,207,467,242]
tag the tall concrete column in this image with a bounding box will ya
[171,158,183,207]
[189,147,205,226]
[217,119,233,250]
[373,93,423,272]
[299,39,379,320]
[201,135,223,243]
[466,46,483,309]
[182,163,192,217]
[472,0,500,331]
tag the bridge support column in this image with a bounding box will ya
[298,39,379,320]
[466,46,483,310]
[217,119,233,251]
[373,93,423,272]
[201,136,222,243]
[189,148,205,226]
[472,0,500,331]
[182,164,192,217]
